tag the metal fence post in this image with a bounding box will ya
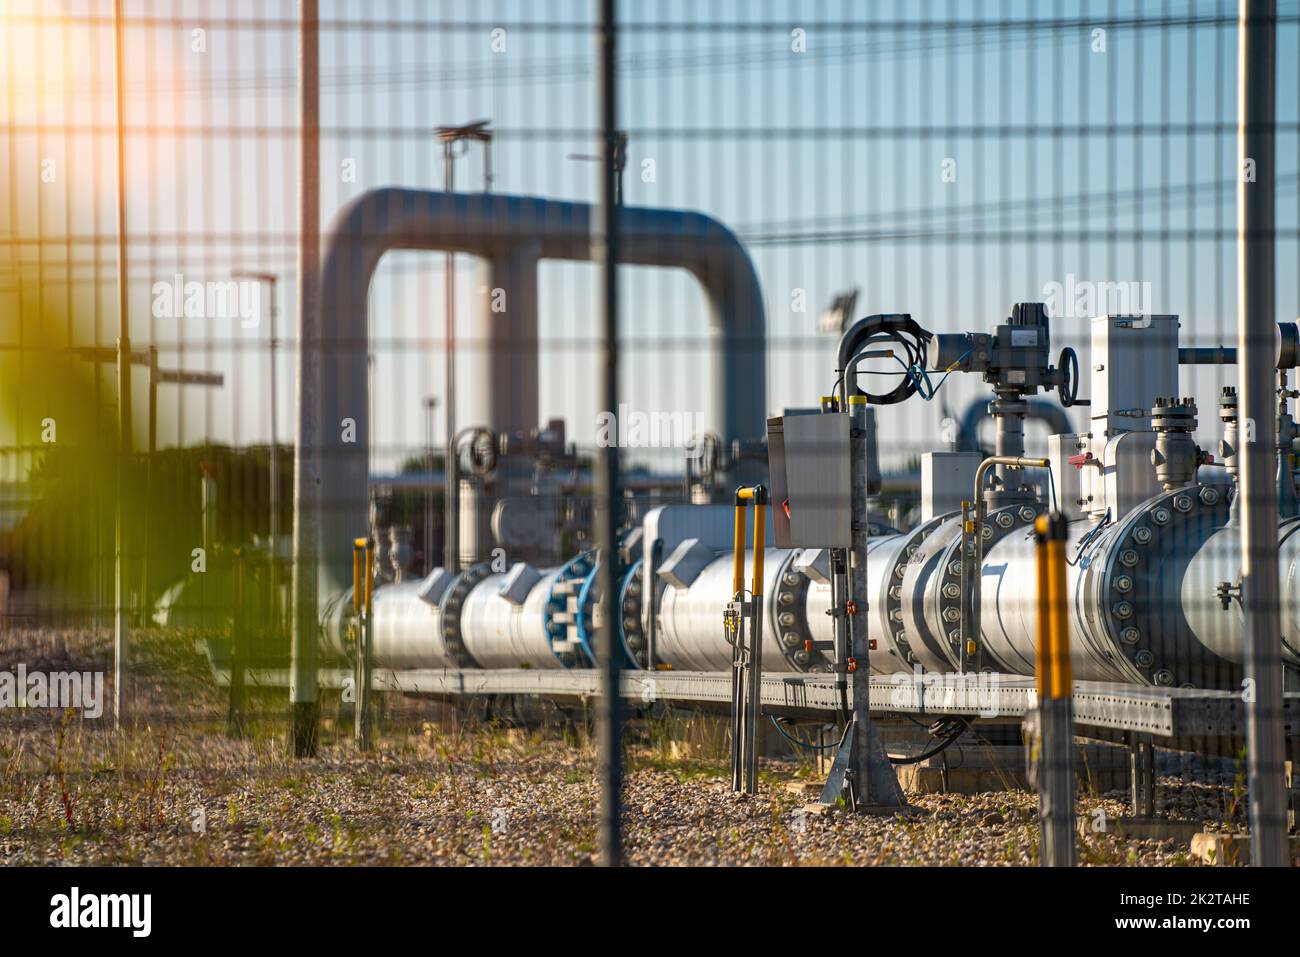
[290,0,321,759]
[594,0,624,869]
[227,549,247,738]
[111,0,132,731]
[1034,511,1076,866]
[1236,0,1290,867]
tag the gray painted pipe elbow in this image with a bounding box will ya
[299,188,766,615]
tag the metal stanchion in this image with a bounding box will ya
[227,549,247,738]
[726,484,767,795]
[1236,0,1290,867]
[290,0,322,759]
[595,0,623,868]
[1032,511,1077,866]
[352,538,373,752]
[111,0,132,730]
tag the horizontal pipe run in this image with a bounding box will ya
[1177,321,1299,367]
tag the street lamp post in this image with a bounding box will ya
[566,130,628,206]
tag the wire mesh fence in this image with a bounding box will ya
[0,0,1296,869]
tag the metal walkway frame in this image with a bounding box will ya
[210,665,1297,752]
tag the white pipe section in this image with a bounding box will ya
[368,581,453,669]
[460,569,562,669]
[1181,521,1300,669]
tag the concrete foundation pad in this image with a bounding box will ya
[894,742,1131,795]
[785,780,823,798]
[1190,832,1300,866]
[1079,816,1206,845]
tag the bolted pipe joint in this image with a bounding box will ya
[1151,397,1201,490]
[1218,387,1241,483]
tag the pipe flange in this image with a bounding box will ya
[439,562,491,668]
[785,524,903,674]
[617,557,647,669]
[545,549,597,668]
[779,561,821,672]
[940,502,1043,667]
[1100,485,1232,687]
[879,515,947,668]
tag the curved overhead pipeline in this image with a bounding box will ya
[299,189,767,613]
[956,398,1072,455]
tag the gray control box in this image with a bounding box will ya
[767,412,852,548]
[921,451,982,520]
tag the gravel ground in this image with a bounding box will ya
[0,627,1255,866]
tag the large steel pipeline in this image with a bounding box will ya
[345,494,1298,691]
[653,541,913,674]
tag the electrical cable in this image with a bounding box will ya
[895,347,972,401]
[768,715,847,752]
[833,314,934,406]
[1067,509,1112,566]
[886,716,971,765]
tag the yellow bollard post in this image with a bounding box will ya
[1033,512,1076,866]
[353,537,373,752]
[727,494,748,791]
[746,488,767,794]
[726,485,767,794]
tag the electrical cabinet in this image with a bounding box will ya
[767,412,853,548]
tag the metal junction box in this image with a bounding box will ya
[767,412,852,548]
[921,451,982,520]
[1090,315,1179,438]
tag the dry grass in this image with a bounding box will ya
[0,627,1247,866]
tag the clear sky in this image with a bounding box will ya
[3,0,1300,476]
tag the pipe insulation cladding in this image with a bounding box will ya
[303,189,767,622]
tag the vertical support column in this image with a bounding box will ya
[1141,740,1156,818]
[1237,0,1289,866]
[290,0,321,758]
[594,0,623,869]
[471,243,541,438]
[991,395,1028,501]
[228,549,246,738]
[1034,511,1077,866]
[847,395,905,810]
[1128,738,1142,816]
